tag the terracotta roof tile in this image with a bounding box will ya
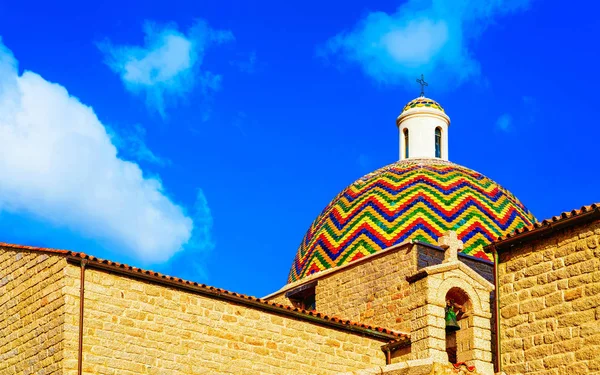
[0,242,71,254]
[0,241,408,341]
[488,203,600,249]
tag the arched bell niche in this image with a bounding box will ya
[445,287,472,364]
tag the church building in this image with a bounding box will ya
[1,91,599,375]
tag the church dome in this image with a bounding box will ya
[288,158,536,283]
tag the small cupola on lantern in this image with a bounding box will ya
[396,75,450,161]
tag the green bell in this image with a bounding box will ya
[445,306,460,331]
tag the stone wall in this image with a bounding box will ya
[0,248,68,375]
[268,288,293,305]
[311,244,415,332]
[270,242,494,337]
[337,359,485,375]
[497,219,600,374]
[406,261,494,374]
[416,243,494,284]
[66,266,392,375]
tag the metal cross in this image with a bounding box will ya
[416,74,428,97]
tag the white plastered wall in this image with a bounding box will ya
[397,108,450,161]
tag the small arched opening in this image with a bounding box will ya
[435,127,442,158]
[445,287,472,364]
[403,128,409,159]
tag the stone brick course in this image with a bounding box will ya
[270,242,494,338]
[315,245,415,333]
[1,246,403,375]
[70,267,388,375]
[269,243,417,333]
[0,248,68,375]
[497,219,600,374]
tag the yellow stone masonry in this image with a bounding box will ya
[6,212,597,375]
[337,359,485,375]
[1,246,400,375]
[405,259,494,374]
[497,219,600,374]
[317,246,415,333]
[68,267,389,375]
[269,243,416,333]
[0,248,68,375]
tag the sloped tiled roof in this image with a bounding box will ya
[486,203,600,251]
[0,242,408,342]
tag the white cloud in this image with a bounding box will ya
[108,123,170,167]
[188,189,214,251]
[99,20,234,118]
[0,39,199,263]
[496,113,512,131]
[322,0,531,88]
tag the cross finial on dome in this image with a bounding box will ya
[416,74,428,97]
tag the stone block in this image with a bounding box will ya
[525,252,545,267]
[519,298,545,314]
[585,282,600,296]
[543,352,575,369]
[545,291,563,307]
[534,303,571,320]
[514,277,536,291]
[552,258,564,270]
[578,257,597,273]
[552,337,582,354]
[566,362,590,375]
[554,243,574,258]
[557,310,595,328]
[575,346,598,361]
[501,305,518,319]
[547,268,569,282]
[524,262,552,277]
[572,294,600,311]
[503,338,523,351]
[583,333,600,345]
[564,288,583,301]
[530,282,558,298]
[567,273,593,289]
[526,344,553,360]
[499,292,518,308]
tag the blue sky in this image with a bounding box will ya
[0,0,598,297]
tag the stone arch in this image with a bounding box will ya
[431,276,483,316]
[431,275,490,367]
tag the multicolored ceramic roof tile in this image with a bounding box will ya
[401,97,445,114]
[288,159,536,282]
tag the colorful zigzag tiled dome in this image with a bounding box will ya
[288,158,536,283]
